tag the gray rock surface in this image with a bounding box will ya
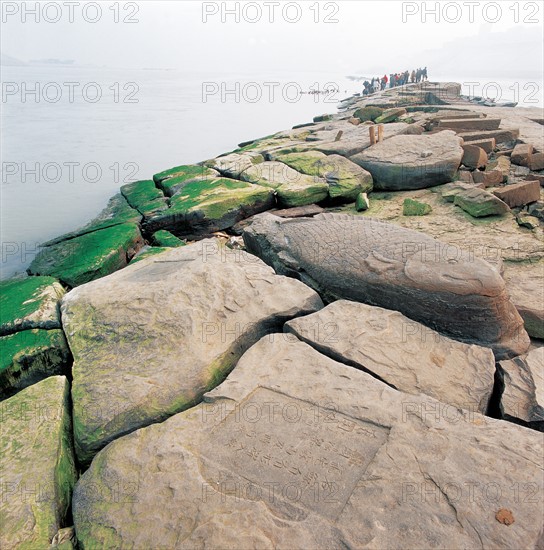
[243,213,529,360]
[285,300,495,413]
[61,240,323,463]
[72,336,544,550]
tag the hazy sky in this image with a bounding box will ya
[2,1,543,76]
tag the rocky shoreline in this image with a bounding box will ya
[1,81,543,549]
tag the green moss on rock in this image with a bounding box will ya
[353,106,383,122]
[403,198,432,216]
[120,180,168,216]
[155,165,220,197]
[151,230,186,248]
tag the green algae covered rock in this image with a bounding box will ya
[143,178,275,237]
[120,179,168,216]
[375,107,407,124]
[353,106,383,122]
[28,223,144,288]
[403,198,432,216]
[153,165,221,197]
[276,151,373,201]
[355,192,370,211]
[150,230,186,247]
[0,376,77,549]
[42,194,141,247]
[0,329,70,397]
[0,276,65,336]
[454,188,510,218]
[129,247,172,264]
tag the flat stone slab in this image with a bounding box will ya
[350,131,463,190]
[243,212,529,360]
[493,180,541,208]
[72,336,544,550]
[285,300,495,412]
[498,347,544,430]
[0,329,70,398]
[0,276,65,336]
[458,129,520,144]
[29,223,144,288]
[438,118,501,131]
[0,376,77,549]
[204,152,264,179]
[62,239,323,464]
[120,179,168,216]
[454,188,510,217]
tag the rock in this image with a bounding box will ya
[0,376,77,550]
[285,300,495,412]
[204,152,264,179]
[403,198,432,216]
[528,200,544,220]
[462,145,488,169]
[142,178,275,238]
[153,165,220,197]
[502,261,544,339]
[438,118,501,131]
[50,527,76,549]
[487,156,511,182]
[493,180,540,208]
[150,230,186,247]
[313,114,333,122]
[403,124,424,135]
[0,276,65,336]
[498,347,544,430]
[62,240,323,464]
[72,335,544,550]
[28,223,144,288]
[0,329,70,397]
[355,192,370,211]
[129,246,171,264]
[528,152,544,171]
[516,214,540,229]
[276,151,373,201]
[351,131,463,190]
[243,213,529,359]
[440,182,474,202]
[353,105,383,122]
[374,107,407,124]
[457,170,474,183]
[511,143,534,166]
[272,204,324,218]
[458,129,520,144]
[347,117,360,125]
[472,169,504,187]
[454,188,510,217]
[240,161,329,208]
[41,194,141,247]
[465,137,496,153]
[120,179,168,216]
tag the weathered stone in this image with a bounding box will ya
[62,240,323,463]
[528,200,544,220]
[403,198,432,216]
[458,129,520,144]
[150,230,186,247]
[153,165,220,197]
[438,118,501,131]
[511,143,534,166]
[374,107,407,124]
[285,301,495,412]
[355,192,370,211]
[457,170,473,183]
[347,117,360,125]
[353,105,383,122]
[204,152,264,179]
[313,114,333,122]
[0,329,70,397]
[502,261,544,339]
[454,188,510,217]
[440,181,474,202]
[28,223,144,288]
[493,180,540,208]
[516,214,540,229]
[403,124,424,135]
[272,204,324,218]
[528,152,544,171]
[240,161,329,207]
[462,145,488,169]
[276,151,373,201]
[120,179,168,216]
[0,376,77,550]
[498,347,544,429]
[73,336,544,550]
[0,276,65,336]
[243,213,529,359]
[129,246,171,264]
[351,131,463,190]
[472,169,504,186]
[488,156,511,182]
[464,137,496,153]
[525,174,544,187]
[142,178,275,238]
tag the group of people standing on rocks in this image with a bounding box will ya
[363,67,428,95]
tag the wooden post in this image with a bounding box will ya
[335,130,343,142]
[369,125,376,145]
[377,124,384,142]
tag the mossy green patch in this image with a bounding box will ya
[403,198,432,216]
[0,329,70,396]
[151,230,186,247]
[156,165,219,196]
[154,164,213,184]
[130,247,172,264]
[28,223,143,288]
[120,180,168,216]
[353,106,383,122]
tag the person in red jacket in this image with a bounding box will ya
[381,74,388,90]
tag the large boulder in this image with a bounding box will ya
[242,213,529,359]
[285,300,495,412]
[153,164,220,197]
[0,329,70,397]
[72,336,544,550]
[28,223,144,288]
[240,161,329,207]
[350,130,463,190]
[275,151,373,200]
[120,179,168,216]
[61,240,323,464]
[1,376,77,549]
[142,178,275,238]
[0,276,65,336]
[493,180,541,208]
[498,347,544,431]
[204,152,264,179]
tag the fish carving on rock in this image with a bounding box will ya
[243,213,529,360]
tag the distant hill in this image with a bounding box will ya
[1,53,27,66]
